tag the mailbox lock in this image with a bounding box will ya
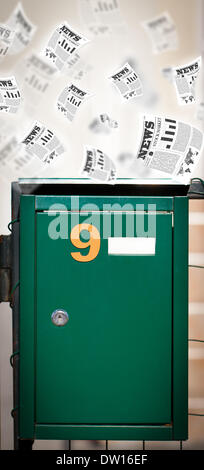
[51,309,69,326]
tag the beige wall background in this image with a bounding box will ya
[0,0,204,450]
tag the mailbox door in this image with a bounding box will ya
[35,211,172,425]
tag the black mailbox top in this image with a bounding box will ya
[12,178,192,197]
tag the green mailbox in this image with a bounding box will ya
[9,179,189,448]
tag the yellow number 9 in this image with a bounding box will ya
[70,223,100,262]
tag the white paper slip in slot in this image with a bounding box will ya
[108,237,156,255]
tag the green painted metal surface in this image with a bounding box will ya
[35,212,172,425]
[36,195,173,211]
[35,424,173,441]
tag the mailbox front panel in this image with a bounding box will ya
[35,211,172,425]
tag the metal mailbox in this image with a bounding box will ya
[9,179,189,448]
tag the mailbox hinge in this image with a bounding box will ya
[0,235,12,302]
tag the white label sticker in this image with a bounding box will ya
[108,237,156,255]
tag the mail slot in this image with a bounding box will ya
[10,179,188,447]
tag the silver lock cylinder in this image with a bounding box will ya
[51,309,69,326]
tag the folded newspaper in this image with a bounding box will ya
[0,76,21,113]
[44,22,89,71]
[66,53,92,82]
[78,0,126,37]
[172,57,201,105]
[0,135,45,179]
[143,12,178,54]
[122,56,158,108]
[24,53,57,96]
[100,113,118,129]
[57,83,91,121]
[81,145,116,183]
[136,115,203,183]
[0,136,19,172]
[0,24,15,61]
[109,62,143,101]
[0,119,11,145]
[6,2,36,54]
[21,121,65,164]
